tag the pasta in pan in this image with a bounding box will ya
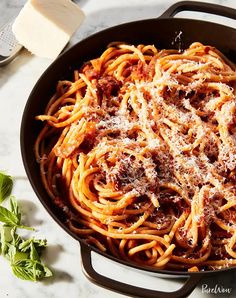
[35,42,236,271]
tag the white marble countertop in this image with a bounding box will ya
[0,0,236,297]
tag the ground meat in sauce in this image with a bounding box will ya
[97,75,121,98]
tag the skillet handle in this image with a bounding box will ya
[80,243,203,298]
[159,0,236,20]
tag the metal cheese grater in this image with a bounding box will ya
[0,19,23,66]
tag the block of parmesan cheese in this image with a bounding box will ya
[12,0,85,59]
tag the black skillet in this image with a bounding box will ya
[20,1,236,297]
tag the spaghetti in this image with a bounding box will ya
[35,42,236,271]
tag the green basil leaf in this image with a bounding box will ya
[32,238,47,248]
[9,197,34,230]
[7,243,16,261]
[11,260,36,281]
[0,206,19,226]
[19,238,47,253]
[0,225,13,255]
[44,266,53,277]
[11,259,52,281]
[0,205,32,230]
[9,196,21,222]
[10,227,21,248]
[1,226,13,242]
[33,261,53,279]
[0,172,13,203]
[30,242,40,261]
[18,239,31,252]
[12,251,29,263]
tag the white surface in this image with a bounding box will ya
[0,0,236,297]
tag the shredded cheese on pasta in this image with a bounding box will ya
[35,42,236,271]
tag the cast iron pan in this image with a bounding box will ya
[21,1,236,297]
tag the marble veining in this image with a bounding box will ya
[0,0,236,297]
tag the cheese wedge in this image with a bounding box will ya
[12,0,85,59]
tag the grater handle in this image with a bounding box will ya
[0,19,23,66]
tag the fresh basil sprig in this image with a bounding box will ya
[0,171,52,281]
[12,259,52,281]
[0,206,18,227]
[0,197,34,230]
